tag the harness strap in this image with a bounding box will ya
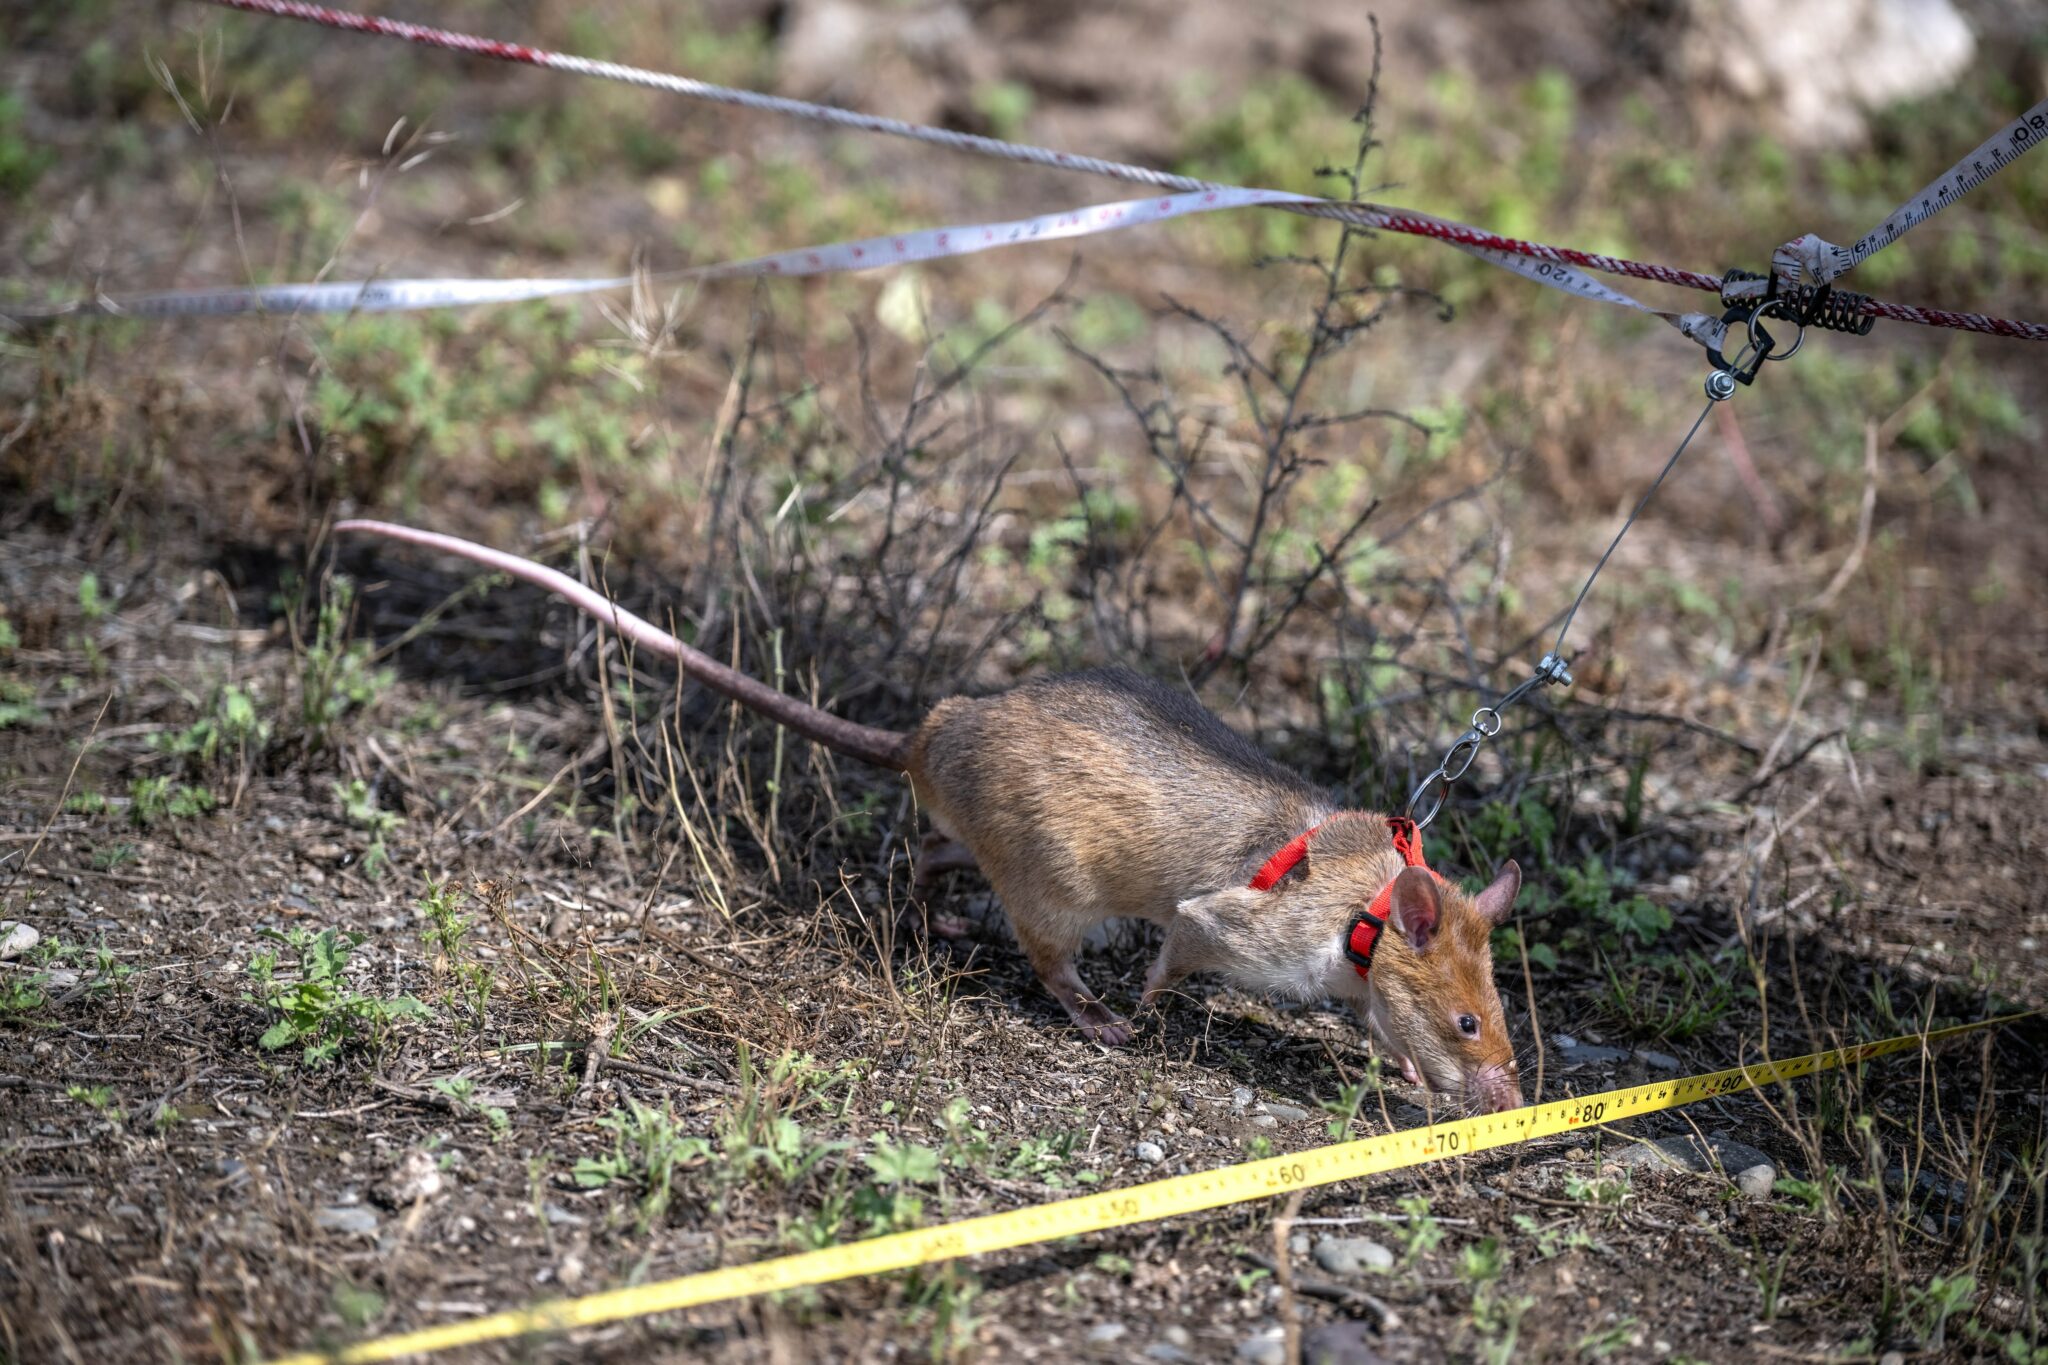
[1247,815,1440,984]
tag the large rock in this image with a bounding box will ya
[1611,1133,1776,1189]
[0,922,38,960]
[1314,1236,1394,1276]
[1686,0,1975,145]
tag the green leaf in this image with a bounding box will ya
[865,1138,942,1186]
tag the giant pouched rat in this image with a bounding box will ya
[336,520,1526,1112]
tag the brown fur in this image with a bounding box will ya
[339,524,1526,1110]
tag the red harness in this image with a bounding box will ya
[1247,814,1439,983]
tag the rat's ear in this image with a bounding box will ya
[1386,867,1442,952]
[1473,860,1521,927]
[1175,886,1267,935]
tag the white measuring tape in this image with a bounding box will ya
[1775,97,2048,286]
[10,186,1719,342]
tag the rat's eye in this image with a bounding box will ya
[1457,1014,1480,1038]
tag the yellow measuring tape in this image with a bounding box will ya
[272,1015,2027,1364]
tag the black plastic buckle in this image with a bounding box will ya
[1343,910,1386,972]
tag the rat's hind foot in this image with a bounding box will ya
[899,902,973,940]
[1030,952,1135,1047]
[914,834,980,895]
[926,910,972,940]
[905,835,979,939]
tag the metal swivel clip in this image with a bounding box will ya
[1703,295,1801,399]
[1704,267,1875,402]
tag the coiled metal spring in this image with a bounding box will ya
[1720,268,1876,336]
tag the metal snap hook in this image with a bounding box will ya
[1405,769,1450,831]
[1749,295,1806,364]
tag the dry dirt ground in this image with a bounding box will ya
[4,2,2047,1363]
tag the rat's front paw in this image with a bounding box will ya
[1075,1002,1136,1047]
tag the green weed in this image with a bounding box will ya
[1558,856,1669,949]
[150,683,270,771]
[574,1099,709,1229]
[2,90,65,201]
[1319,1075,1381,1138]
[332,778,401,877]
[1597,949,1746,1041]
[76,571,107,622]
[1470,1283,1536,1365]
[419,881,492,1025]
[709,1047,855,1193]
[1907,1273,1975,1351]
[429,1077,510,1140]
[328,1280,385,1332]
[1397,1194,1445,1262]
[0,677,42,730]
[127,776,216,827]
[1510,1213,1595,1259]
[244,926,428,1066]
[1562,1171,1629,1207]
[854,1136,943,1236]
[970,80,1032,140]
[1459,1236,1507,1284]
[1577,1317,1640,1359]
[88,841,137,871]
[66,1083,124,1123]
[291,577,393,750]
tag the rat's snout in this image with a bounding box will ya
[1466,1061,1522,1115]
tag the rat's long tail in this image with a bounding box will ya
[335,520,912,771]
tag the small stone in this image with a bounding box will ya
[1231,1087,1255,1112]
[1313,1236,1394,1276]
[1134,1141,1166,1165]
[1265,1104,1310,1122]
[1087,1323,1127,1343]
[1251,1114,1279,1129]
[376,1150,445,1208]
[1145,1347,1192,1364]
[1878,1353,1905,1365]
[1304,1318,1388,1365]
[1288,1231,1310,1255]
[0,922,39,960]
[1636,1049,1681,1071]
[314,1204,380,1236]
[1163,1326,1193,1348]
[1552,1033,1578,1048]
[1556,1042,1629,1065]
[1736,1163,1778,1200]
[1237,1328,1286,1365]
[542,1202,587,1226]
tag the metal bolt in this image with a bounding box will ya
[1704,369,1738,402]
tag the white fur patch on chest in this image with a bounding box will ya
[1226,933,1359,1004]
